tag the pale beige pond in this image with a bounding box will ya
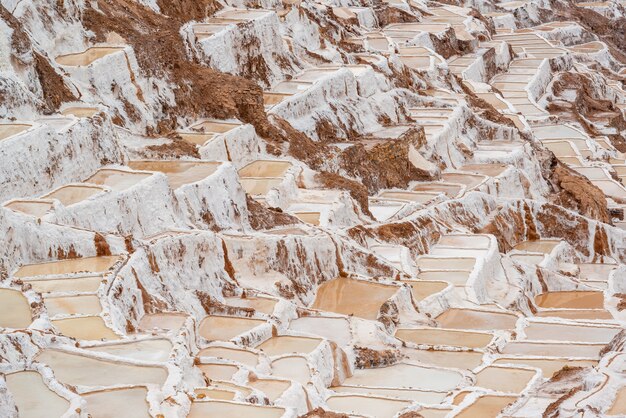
[52,316,120,340]
[513,240,561,253]
[44,294,102,316]
[61,106,99,118]
[188,400,285,418]
[412,182,463,197]
[139,312,188,331]
[198,316,266,341]
[535,309,613,320]
[289,316,352,346]
[198,346,258,367]
[403,348,484,370]
[198,363,239,381]
[293,211,321,225]
[5,371,69,418]
[0,288,32,328]
[85,339,172,362]
[128,161,222,189]
[492,357,597,377]
[248,378,291,401]
[608,387,626,415]
[437,234,491,249]
[35,349,167,387]
[535,291,605,309]
[178,132,214,145]
[83,387,150,418]
[256,335,322,356]
[379,191,438,203]
[501,341,603,358]
[510,254,546,265]
[239,160,293,178]
[43,184,106,206]
[326,394,412,418]
[455,395,517,417]
[190,119,241,133]
[15,255,120,278]
[271,356,310,384]
[28,275,102,294]
[0,123,31,140]
[239,178,283,196]
[404,280,449,302]
[332,385,447,403]
[436,309,518,330]
[416,257,476,271]
[418,270,470,286]
[523,322,620,343]
[194,387,236,401]
[475,366,536,393]
[224,296,277,315]
[396,328,493,349]
[4,199,53,217]
[311,277,398,320]
[343,363,462,391]
[56,47,124,66]
[86,169,152,192]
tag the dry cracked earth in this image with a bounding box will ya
[1,0,626,416]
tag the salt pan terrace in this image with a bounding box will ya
[56,46,126,66]
[192,9,274,41]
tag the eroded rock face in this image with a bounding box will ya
[0,0,625,416]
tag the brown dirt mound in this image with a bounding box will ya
[246,195,302,231]
[300,408,348,418]
[316,171,372,217]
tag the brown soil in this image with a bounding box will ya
[354,346,402,368]
[94,233,112,256]
[144,138,200,159]
[245,195,301,231]
[316,171,372,217]
[300,408,348,418]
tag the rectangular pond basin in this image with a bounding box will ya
[475,366,536,393]
[395,327,493,349]
[194,387,237,401]
[256,335,322,357]
[128,161,221,189]
[15,255,120,278]
[310,277,399,320]
[456,395,518,418]
[44,294,102,316]
[535,308,613,320]
[56,47,125,66]
[3,199,54,217]
[608,387,626,415]
[248,378,291,402]
[418,270,471,286]
[84,339,172,362]
[343,363,463,391]
[28,275,103,294]
[436,308,518,331]
[43,184,106,206]
[0,123,32,140]
[512,239,561,253]
[326,394,412,418]
[501,341,603,358]
[61,106,99,118]
[188,400,285,418]
[271,356,310,385]
[411,182,463,197]
[83,387,150,418]
[402,348,485,370]
[5,371,70,418]
[198,346,258,368]
[35,349,167,387]
[0,288,33,328]
[139,312,188,332]
[378,191,439,204]
[289,316,352,346]
[535,291,605,309]
[198,363,239,381]
[416,257,476,271]
[198,315,266,341]
[491,357,597,377]
[523,321,620,343]
[578,263,616,282]
[239,160,293,178]
[52,316,120,341]
[239,178,283,196]
[332,385,447,404]
[85,168,152,192]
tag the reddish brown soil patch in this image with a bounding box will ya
[94,233,112,256]
[246,195,301,230]
[316,171,372,217]
[300,408,349,418]
[354,346,402,368]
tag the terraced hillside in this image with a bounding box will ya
[0,0,626,416]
